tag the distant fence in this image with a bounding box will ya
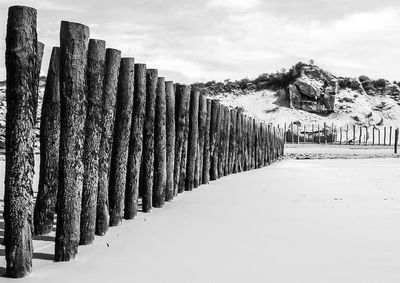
[282,122,400,146]
[2,5,285,278]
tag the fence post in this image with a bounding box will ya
[384,127,387,146]
[124,63,146,219]
[165,81,175,200]
[324,123,327,144]
[174,85,191,194]
[372,127,375,145]
[186,89,199,191]
[4,5,39,277]
[202,99,211,183]
[389,126,393,146]
[209,100,220,180]
[346,125,349,144]
[55,21,90,262]
[303,124,306,143]
[80,39,106,245]
[108,58,135,224]
[378,128,381,146]
[318,124,320,144]
[339,127,342,145]
[153,77,167,207]
[284,122,286,143]
[395,128,399,154]
[139,69,158,211]
[228,109,237,174]
[34,47,60,236]
[96,48,121,234]
[195,94,207,188]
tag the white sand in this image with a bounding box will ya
[1,157,400,282]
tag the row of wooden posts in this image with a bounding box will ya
[2,6,285,278]
[283,122,400,146]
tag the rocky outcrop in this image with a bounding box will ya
[286,64,338,114]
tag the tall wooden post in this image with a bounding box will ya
[34,47,60,236]
[185,89,199,191]
[202,99,211,183]
[165,81,175,201]
[324,123,327,144]
[353,125,356,144]
[140,69,158,212]
[55,21,90,262]
[4,6,38,277]
[80,39,106,245]
[153,77,167,207]
[228,109,237,174]
[389,126,393,146]
[395,128,399,154]
[346,125,349,144]
[384,127,387,146]
[224,108,231,175]
[291,122,294,143]
[359,126,362,145]
[96,48,121,235]
[372,127,375,145]
[173,85,190,194]
[108,58,135,225]
[124,63,146,218]
[195,94,207,188]
[317,124,320,144]
[210,100,220,180]
[378,128,381,145]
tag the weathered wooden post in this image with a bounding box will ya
[165,81,175,201]
[217,105,226,176]
[290,122,294,143]
[108,58,135,226]
[317,124,320,144]
[124,63,146,218]
[153,77,167,207]
[378,128,381,146]
[185,89,199,191]
[339,127,342,145]
[236,113,243,172]
[195,94,206,188]
[323,123,327,144]
[140,69,158,211]
[395,128,399,154]
[303,124,306,143]
[34,47,60,236]
[4,6,38,277]
[358,126,362,145]
[346,125,349,144]
[173,84,190,194]
[372,127,375,145]
[228,109,237,173]
[80,39,106,245]
[210,100,220,180]
[96,48,121,235]
[224,108,231,175]
[202,99,211,183]
[384,127,387,146]
[352,125,356,144]
[55,21,90,262]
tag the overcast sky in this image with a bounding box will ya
[0,0,399,83]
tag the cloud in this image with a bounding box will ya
[206,0,261,10]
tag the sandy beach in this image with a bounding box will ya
[1,154,400,282]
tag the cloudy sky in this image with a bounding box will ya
[0,0,399,83]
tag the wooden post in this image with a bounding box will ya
[139,69,158,212]
[291,122,294,143]
[55,21,90,262]
[346,125,349,144]
[339,127,342,145]
[389,126,393,146]
[359,126,362,145]
[235,112,243,173]
[297,124,300,144]
[395,128,399,153]
[202,99,211,183]
[34,47,60,236]
[108,58,135,224]
[173,85,190,194]
[378,128,381,146]
[284,122,286,143]
[152,77,167,207]
[303,124,306,143]
[96,48,121,234]
[210,100,220,180]
[80,39,106,245]
[372,127,375,145]
[317,124,320,144]
[217,106,226,176]
[195,94,206,188]
[4,6,38,277]
[384,127,387,146]
[324,123,327,144]
[365,126,368,145]
[165,81,175,201]
[353,125,356,145]
[224,108,231,175]
[124,63,146,218]
[228,109,237,174]
[178,86,191,192]
[185,89,199,191]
